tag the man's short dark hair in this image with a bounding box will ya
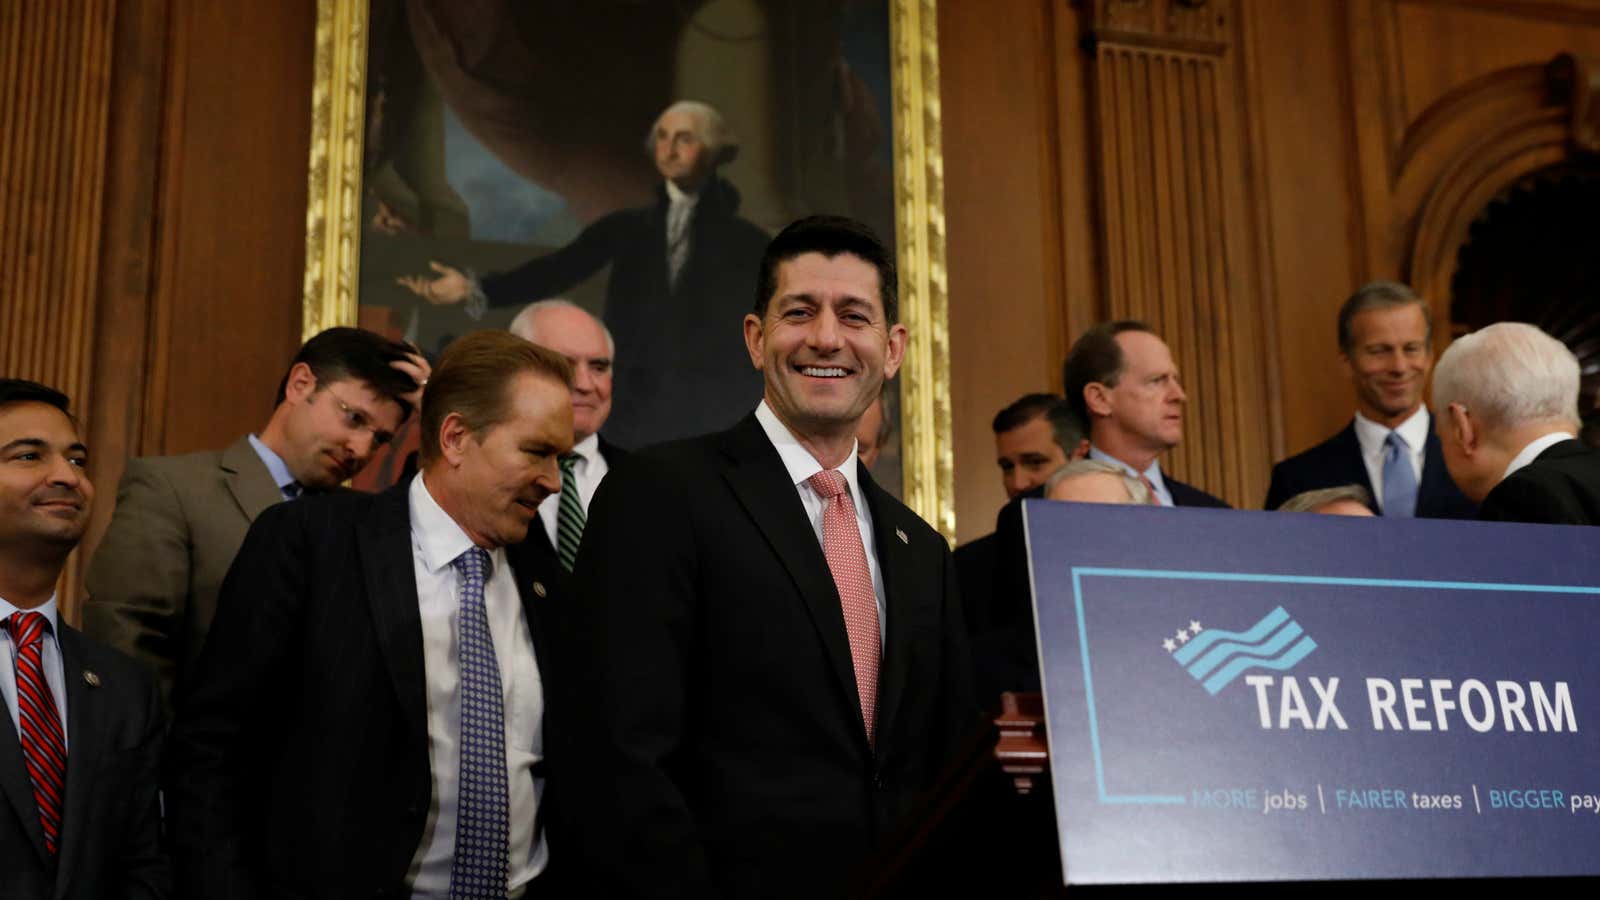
[991,393,1059,434]
[275,327,420,421]
[1061,320,1156,424]
[0,379,71,415]
[1045,401,1088,453]
[753,215,898,324]
[1336,281,1432,353]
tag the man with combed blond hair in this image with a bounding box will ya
[1433,322,1600,525]
[1277,484,1377,516]
[1044,458,1150,505]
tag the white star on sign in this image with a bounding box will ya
[1189,620,1202,634]
[1162,638,1177,652]
[1175,629,1190,644]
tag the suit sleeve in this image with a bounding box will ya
[480,212,625,308]
[1263,462,1292,510]
[1479,473,1588,526]
[937,543,981,755]
[164,502,309,900]
[566,457,717,898]
[82,458,190,706]
[119,663,173,900]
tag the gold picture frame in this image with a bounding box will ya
[300,0,954,540]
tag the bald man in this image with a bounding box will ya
[510,300,629,570]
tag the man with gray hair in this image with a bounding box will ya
[1044,458,1152,505]
[510,299,629,570]
[401,99,770,447]
[1433,322,1600,525]
[1264,281,1475,518]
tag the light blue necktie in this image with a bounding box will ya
[1382,431,1418,518]
[449,547,510,898]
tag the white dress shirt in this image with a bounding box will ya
[406,474,546,897]
[1353,407,1429,506]
[1503,431,1577,482]
[664,180,700,287]
[1088,446,1174,506]
[537,432,608,549]
[754,401,887,637]
[0,594,68,753]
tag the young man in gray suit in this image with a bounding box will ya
[0,379,167,899]
[81,328,426,707]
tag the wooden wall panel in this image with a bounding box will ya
[1,0,118,615]
[1247,0,1366,459]
[1084,0,1275,507]
[941,0,1072,541]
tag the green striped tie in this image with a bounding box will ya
[556,453,586,572]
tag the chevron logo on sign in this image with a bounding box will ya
[1165,606,1317,696]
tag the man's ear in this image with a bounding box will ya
[743,313,766,371]
[881,323,909,380]
[437,412,475,467]
[1446,402,1476,455]
[1083,383,1113,418]
[283,362,318,403]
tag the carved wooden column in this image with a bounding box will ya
[1082,0,1275,506]
[1,0,119,614]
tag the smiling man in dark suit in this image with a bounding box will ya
[166,332,575,899]
[0,379,166,900]
[1264,282,1475,517]
[568,215,977,898]
[1433,322,1600,525]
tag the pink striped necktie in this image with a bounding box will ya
[807,469,881,745]
[4,611,66,855]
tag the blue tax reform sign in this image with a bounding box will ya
[1024,501,1600,885]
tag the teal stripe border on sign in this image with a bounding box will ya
[1066,567,1600,805]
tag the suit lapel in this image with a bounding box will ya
[357,486,429,744]
[1332,423,1376,497]
[0,677,48,864]
[859,465,914,750]
[718,417,862,726]
[52,626,95,897]
[220,435,287,524]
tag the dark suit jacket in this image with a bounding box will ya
[1263,417,1477,518]
[528,437,627,559]
[82,435,288,708]
[164,484,569,899]
[567,414,978,898]
[1480,439,1600,526]
[482,178,770,448]
[1,624,167,900]
[1167,475,1230,508]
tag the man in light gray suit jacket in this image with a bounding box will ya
[82,328,426,708]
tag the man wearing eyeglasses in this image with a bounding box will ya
[82,327,427,709]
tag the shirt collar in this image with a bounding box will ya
[248,433,299,496]
[0,593,60,639]
[568,433,600,470]
[754,400,866,506]
[1087,445,1167,494]
[1353,406,1430,457]
[408,473,505,576]
[664,179,700,207]
[1503,430,1577,481]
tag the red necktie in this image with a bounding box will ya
[1138,472,1162,506]
[4,611,66,855]
[807,470,881,745]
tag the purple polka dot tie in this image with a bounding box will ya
[449,548,510,898]
[807,470,881,746]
